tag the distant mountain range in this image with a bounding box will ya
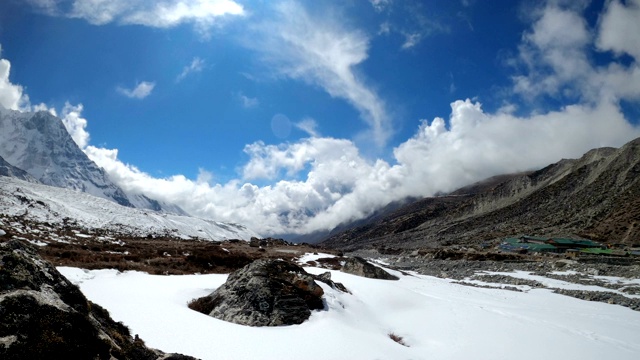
[0,106,257,240]
[320,137,640,250]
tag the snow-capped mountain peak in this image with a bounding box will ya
[0,106,134,207]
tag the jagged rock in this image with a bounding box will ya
[189,259,325,326]
[0,240,197,360]
[311,271,350,293]
[341,257,399,280]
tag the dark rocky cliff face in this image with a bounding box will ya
[0,240,197,360]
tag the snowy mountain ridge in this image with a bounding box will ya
[0,174,258,241]
[0,106,186,215]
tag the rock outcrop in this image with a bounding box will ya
[0,240,196,360]
[341,257,399,280]
[189,259,325,326]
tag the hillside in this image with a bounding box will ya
[321,137,640,250]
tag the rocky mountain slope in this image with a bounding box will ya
[322,137,640,250]
[0,106,183,214]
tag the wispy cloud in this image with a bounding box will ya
[401,32,423,50]
[117,81,156,99]
[295,117,320,137]
[237,92,259,108]
[251,1,390,147]
[176,57,205,82]
[25,0,244,35]
[370,0,392,12]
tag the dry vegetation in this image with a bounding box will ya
[0,214,339,275]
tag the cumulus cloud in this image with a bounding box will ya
[177,57,205,82]
[0,47,26,110]
[512,1,640,104]
[117,81,156,99]
[251,1,391,147]
[81,97,638,236]
[597,0,640,60]
[59,102,90,148]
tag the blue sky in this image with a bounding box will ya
[1,0,639,236]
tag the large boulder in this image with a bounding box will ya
[341,257,399,280]
[189,259,325,326]
[0,240,196,360]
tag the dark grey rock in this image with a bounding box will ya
[311,271,350,293]
[190,259,325,326]
[341,257,399,280]
[0,240,197,360]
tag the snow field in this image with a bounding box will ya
[59,262,640,360]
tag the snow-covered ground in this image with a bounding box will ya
[0,176,258,241]
[59,261,640,360]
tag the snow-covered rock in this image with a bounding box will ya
[190,259,325,326]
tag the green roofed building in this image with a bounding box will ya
[500,236,605,254]
[546,238,604,250]
[500,238,560,253]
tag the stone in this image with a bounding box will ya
[189,259,325,326]
[0,240,196,360]
[341,257,399,280]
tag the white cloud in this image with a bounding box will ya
[60,102,90,148]
[177,57,205,82]
[81,97,639,236]
[238,92,259,108]
[596,0,640,61]
[0,47,26,111]
[295,118,320,137]
[117,81,156,99]
[42,0,246,33]
[401,32,423,50]
[512,1,640,104]
[512,4,591,99]
[370,0,392,12]
[24,0,60,15]
[251,1,391,147]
